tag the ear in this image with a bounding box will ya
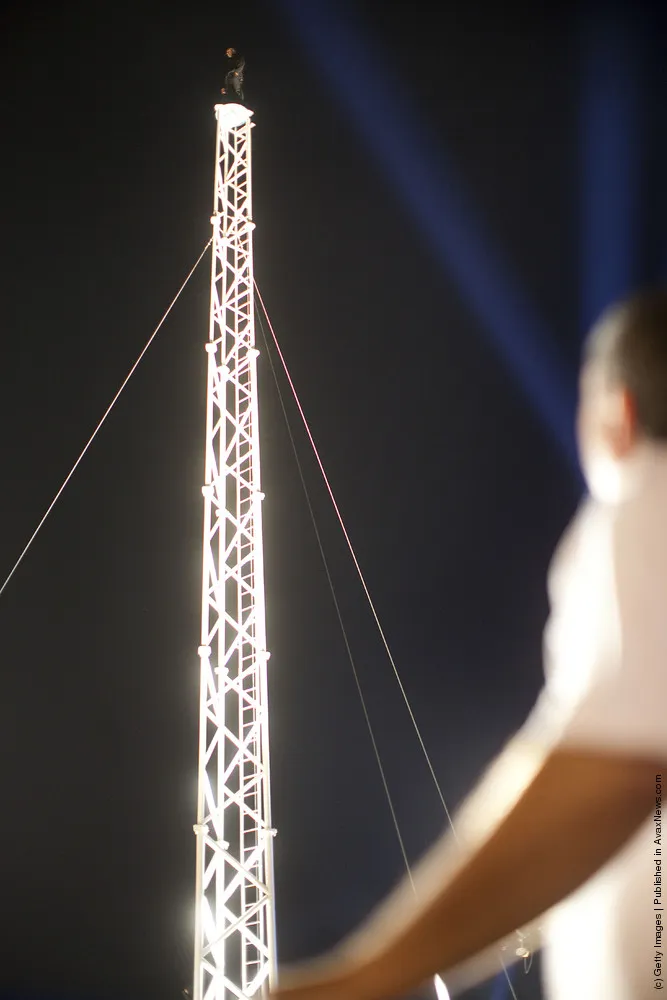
[610,387,638,457]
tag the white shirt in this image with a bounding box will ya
[518,443,667,1000]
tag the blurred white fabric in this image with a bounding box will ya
[519,443,667,999]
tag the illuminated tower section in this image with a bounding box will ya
[193,102,277,1000]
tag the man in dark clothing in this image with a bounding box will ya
[221,47,245,102]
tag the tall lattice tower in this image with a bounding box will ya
[193,102,277,1000]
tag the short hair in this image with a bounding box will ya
[583,289,667,440]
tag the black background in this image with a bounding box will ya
[1,3,665,999]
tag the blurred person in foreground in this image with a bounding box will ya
[270,290,667,1000]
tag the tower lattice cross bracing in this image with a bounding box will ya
[193,102,277,1000]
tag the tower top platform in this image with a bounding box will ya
[214,103,254,127]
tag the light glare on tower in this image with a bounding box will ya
[192,102,277,1000]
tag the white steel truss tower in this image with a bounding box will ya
[193,102,277,1000]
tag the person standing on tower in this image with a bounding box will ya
[221,47,245,102]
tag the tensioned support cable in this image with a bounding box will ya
[255,309,415,891]
[254,282,454,830]
[255,285,522,1000]
[0,238,212,601]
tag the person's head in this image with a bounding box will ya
[577,289,667,501]
[226,47,236,57]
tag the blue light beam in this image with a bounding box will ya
[580,4,642,334]
[275,0,578,467]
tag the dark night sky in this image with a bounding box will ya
[1,3,666,1000]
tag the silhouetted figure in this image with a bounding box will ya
[221,47,245,102]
